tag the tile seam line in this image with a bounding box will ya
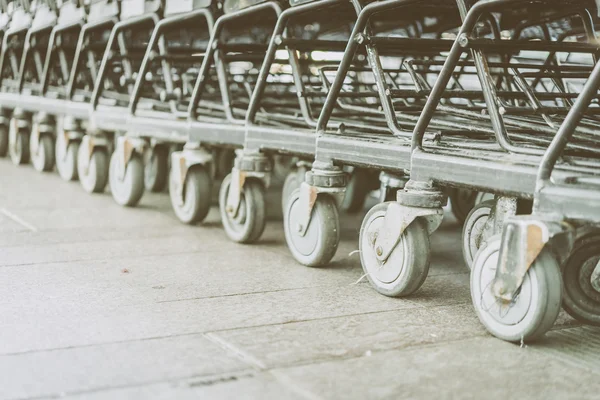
[0,208,38,232]
[0,301,471,357]
[5,368,257,400]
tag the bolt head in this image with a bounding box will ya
[376,246,383,257]
[226,206,234,214]
[296,224,303,233]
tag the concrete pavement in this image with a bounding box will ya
[0,157,598,400]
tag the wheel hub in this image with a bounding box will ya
[364,213,403,284]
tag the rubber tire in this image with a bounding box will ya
[56,140,79,181]
[144,145,168,193]
[471,236,562,342]
[78,148,109,193]
[562,233,600,326]
[109,153,145,207]
[341,168,371,214]
[169,166,212,224]
[281,169,301,215]
[219,174,266,244]
[284,189,340,267]
[10,131,30,165]
[359,202,431,297]
[450,188,478,224]
[31,134,55,172]
[462,200,495,270]
[0,126,8,157]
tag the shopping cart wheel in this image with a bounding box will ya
[30,135,55,172]
[9,130,30,165]
[56,138,79,181]
[341,168,371,214]
[78,147,108,193]
[0,126,7,157]
[219,174,266,243]
[169,166,212,224]
[462,200,495,269]
[109,153,144,207]
[562,233,600,326]
[281,169,301,215]
[359,202,430,297]
[284,189,339,267]
[144,145,168,193]
[471,236,562,342]
[449,188,478,224]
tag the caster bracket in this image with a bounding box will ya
[80,135,110,175]
[372,202,443,263]
[170,146,213,207]
[115,136,146,181]
[225,153,272,217]
[226,167,268,218]
[492,217,574,301]
[296,181,344,237]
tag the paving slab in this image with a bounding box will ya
[0,159,596,400]
[55,372,308,400]
[274,336,600,400]
[208,304,488,369]
[0,284,421,355]
[0,334,248,400]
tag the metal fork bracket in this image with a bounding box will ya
[78,133,110,174]
[295,160,346,237]
[315,0,467,140]
[170,143,214,206]
[492,215,575,302]
[57,114,84,148]
[225,151,272,218]
[412,0,600,157]
[113,135,146,181]
[188,1,282,124]
[129,7,216,118]
[369,180,446,263]
[90,12,160,111]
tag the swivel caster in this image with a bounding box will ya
[359,202,430,297]
[169,165,212,224]
[562,232,600,326]
[77,146,109,193]
[219,173,266,243]
[471,236,562,342]
[55,134,80,181]
[9,122,30,165]
[284,188,340,267]
[0,125,7,157]
[109,152,144,207]
[144,144,168,192]
[462,200,495,269]
[30,134,55,172]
